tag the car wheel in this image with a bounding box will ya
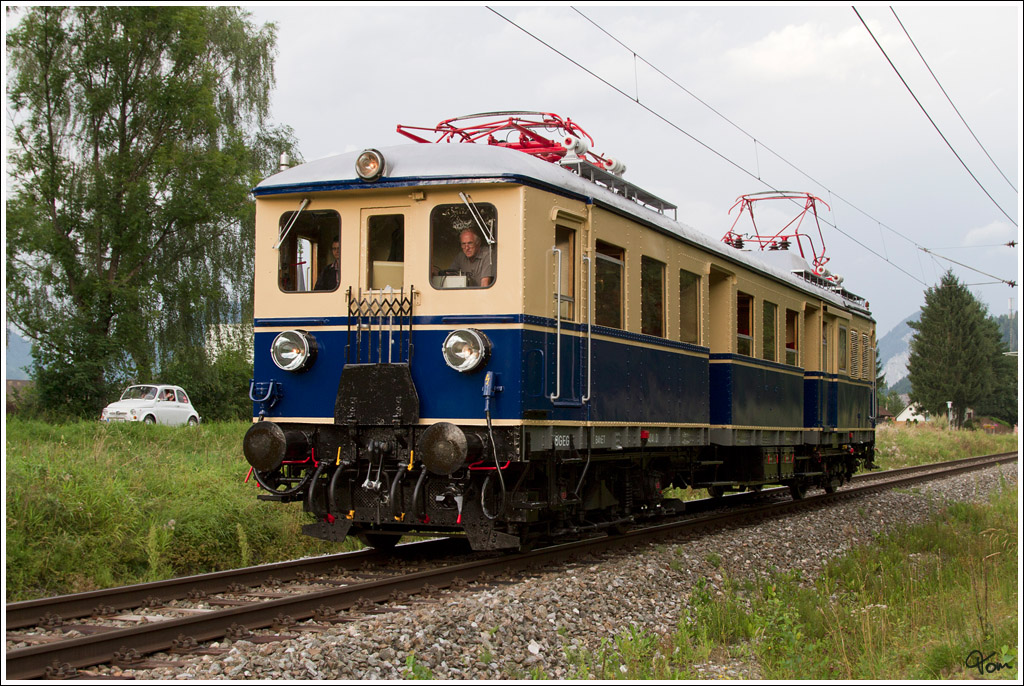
[187,416,199,427]
[144,415,157,425]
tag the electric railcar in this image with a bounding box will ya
[242,113,876,551]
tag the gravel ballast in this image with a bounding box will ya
[110,464,1015,680]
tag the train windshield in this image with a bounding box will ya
[430,202,497,289]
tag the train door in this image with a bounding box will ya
[550,224,583,407]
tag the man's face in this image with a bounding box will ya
[460,233,479,259]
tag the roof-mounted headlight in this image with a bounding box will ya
[442,329,491,373]
[355,148,385,181]
[271,329,318,372]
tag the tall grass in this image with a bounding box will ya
[874,421,1018,469]
[568,482,1019,680]
[5,418,350,601]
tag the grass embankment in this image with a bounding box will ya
[874,420,1018,469]
[5,418,349,601]
[4,420,1018,601]
[566,481,1018,680]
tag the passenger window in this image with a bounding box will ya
[785,309,799,366]
[277,209,341,293]
[838,324,848,373]
[595,242,624,329]
[429,202,497,289]
[177,390,188,404]
[641,256,665,337]
[762,301,777,362]
[736,292,753,356]
[367,214,405,289]
[679,269,700,344]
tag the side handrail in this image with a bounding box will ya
[249,380,277,403]
[550,246,562,402]
[582,253,592,403]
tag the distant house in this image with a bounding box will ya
[876,406,895,422]
[895,403,930,424]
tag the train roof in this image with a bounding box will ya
[255,144,871,319]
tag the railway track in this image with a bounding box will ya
[6,451,1016,680]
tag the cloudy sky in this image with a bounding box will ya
[6,4,1019,340]
[246,3,1020,337]
[245,3,1020,336]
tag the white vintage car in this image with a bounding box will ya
[101,385,201,426]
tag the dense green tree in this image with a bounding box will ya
[907,271,1009,429]
[6,6,296,417]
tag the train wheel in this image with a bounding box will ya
[789,483,807,500]
[823,477,841,494]
[707,485,725,498]
[747,484,764,493]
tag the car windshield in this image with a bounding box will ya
[121,385,158,401]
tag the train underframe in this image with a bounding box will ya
[247,421,875,551]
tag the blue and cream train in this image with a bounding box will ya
[243,114,876,551]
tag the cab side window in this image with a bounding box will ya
[429,202,497,289]
[278,209,342,293]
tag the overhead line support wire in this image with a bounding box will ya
[853,6,1017,227]
[574,4,1019,285]
[919,247,1017,288]
[572,6,930,255]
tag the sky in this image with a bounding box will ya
[245,2,1021,337]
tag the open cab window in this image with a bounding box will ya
[367,214,405,289]
[430,202,497,289]
[277,209,341,293]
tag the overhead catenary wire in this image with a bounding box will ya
[890,7,1018,195]
[569,5,935,261]
[490,7,931,286]
[853,7,1017,227]
[488,6,1016,289]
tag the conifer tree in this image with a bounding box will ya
[907,271,1004,428]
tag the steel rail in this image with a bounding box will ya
[6,537,466,630]
[6,451,1015,679]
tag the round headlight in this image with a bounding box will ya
[442,329,491,373]
[271,329,318,372]
[355,149,385,181]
